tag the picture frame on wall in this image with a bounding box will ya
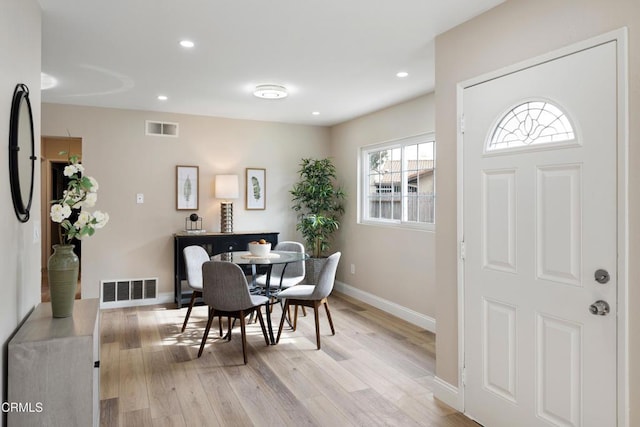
[246,168,266,210]
[176,165,199,210]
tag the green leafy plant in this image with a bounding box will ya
[291,158,345,258]
[50,153,109,243]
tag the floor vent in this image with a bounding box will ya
[101,277,159,307]
[145,120,179,137]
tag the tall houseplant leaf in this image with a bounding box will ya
[291,158,345,258]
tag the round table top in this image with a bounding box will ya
[211,250,308,265]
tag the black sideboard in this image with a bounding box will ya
[173,231,279,307]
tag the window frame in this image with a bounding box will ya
[359,132,435,231]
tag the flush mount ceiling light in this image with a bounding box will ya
[253,84,288,99]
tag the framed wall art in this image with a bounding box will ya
[246,168,266,210]
[176,165,199,210]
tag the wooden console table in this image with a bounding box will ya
[8,298,100,427]
[173,231,279,307]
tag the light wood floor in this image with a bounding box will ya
[99,292,479,427]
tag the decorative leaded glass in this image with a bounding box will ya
[488,101,575,151]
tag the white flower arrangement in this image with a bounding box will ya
[50,154,109,243]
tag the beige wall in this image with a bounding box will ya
[0,0,41,423]
[41,104,330,300]
[434,0,639,423]
[330,93,437,320]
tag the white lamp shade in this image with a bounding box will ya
[215,174,239,199]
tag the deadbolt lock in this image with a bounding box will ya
[594,269,610,284]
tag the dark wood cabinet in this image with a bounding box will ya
[173,231,279,307]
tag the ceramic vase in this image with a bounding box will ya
[47,244,79,318]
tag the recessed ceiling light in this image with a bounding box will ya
[253,84,288,99]
[179,40,194,48]
[312,111,320,116]
[157,95,168,101]
[41,72,57,90]
[396,71,409,78]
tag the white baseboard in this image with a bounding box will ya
[99,292,174,309]
[432,376,462,411]
[158,292,174,304]
[334,281,436,333]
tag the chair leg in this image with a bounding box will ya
[181,291,199,332]
[239,310,248,364]
[324,300,335,335]
[218,316,223,337]
[313,302,321,349]
[293,304,299,331]
[256,307,269,345]
[227,317,233,341]
[276,300,290,344]
[198,307,215,357]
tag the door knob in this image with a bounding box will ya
[589,300,610,316]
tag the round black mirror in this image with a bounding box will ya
[9,83,36,223]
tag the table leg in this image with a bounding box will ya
[273,264,296,330]
[264,266,276,344]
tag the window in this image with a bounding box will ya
[488,100,575,151]
[361,133,435,229]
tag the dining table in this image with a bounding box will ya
[211,250,309,344]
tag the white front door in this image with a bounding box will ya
[462,40,618,426]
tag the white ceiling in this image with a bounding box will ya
[38,0,505,126]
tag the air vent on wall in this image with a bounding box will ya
[101,277,158,308]
[145,120,179,137]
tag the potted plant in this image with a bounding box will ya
[291,158,345,283]
[48,154,109,317]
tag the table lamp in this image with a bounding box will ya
[215,174,239,233]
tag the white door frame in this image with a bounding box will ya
[456,28,629,426]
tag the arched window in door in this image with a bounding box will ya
[488,100,575,151]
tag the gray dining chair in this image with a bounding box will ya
[254,241,306,293]
[276,252,341,349]
[198,261,270,363]
[182,245,216,333]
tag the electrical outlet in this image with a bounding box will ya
[136,193,144,204]
[350,263,356,275]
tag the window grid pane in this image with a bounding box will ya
[363,136,435,226]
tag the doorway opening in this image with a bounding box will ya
[41,136,83,302]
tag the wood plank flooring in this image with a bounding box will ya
[100,292,479,427]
